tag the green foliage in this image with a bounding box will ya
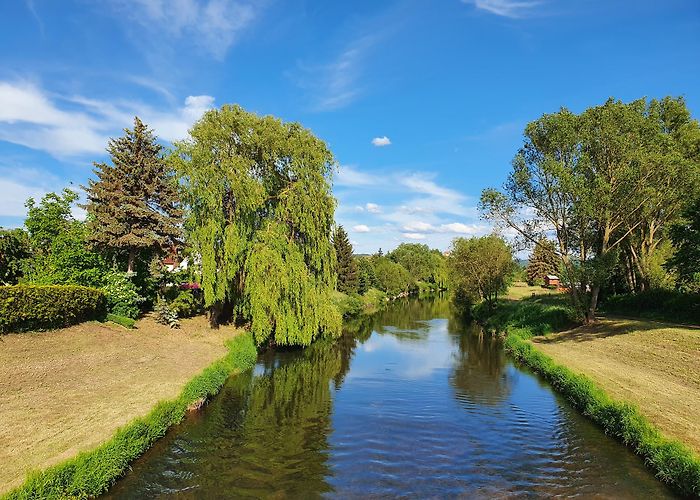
[169,289,203,318]
[172,104,340,346]
[601,289,700,325]
[102,271,145,319]
[5,333,258,499]
[24,188,78,254]
[504,327,700,497]
[481,96,700,320]
[333,225,358,293]
[106,313,136,329]
[355,256,377,294]
[154,300,180,329]
[0,228,30,285]
[84,117,183,273]
[0,285,107,333]
[526,240,558,285]
[373,256,411,297]
[448,234,515,308]
[667,198,700,293]
[331,287,387,318]
[387,243,449,289]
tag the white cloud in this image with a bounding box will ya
[371,136,391,147]
[440,222,484,234]
[0,178,46,217]
[352,224,371,233]
[0,81,214,158]
[402,233,426,240]
[366,202,381,213]
[335,165,379,187]
[464,0,542,18]
[107,0,258,59]
[402,221,436,232]
[294,35,377,111]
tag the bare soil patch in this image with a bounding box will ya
[0,316,241,494]
[533,318,700,454]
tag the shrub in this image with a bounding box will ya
[169,290,203,318]
[106,313,136,329]
[102,271,145,319]
[0,284,106,333]
[601,289,700,325]
[155,300,180,329]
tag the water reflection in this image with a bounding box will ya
[108,297,676,499]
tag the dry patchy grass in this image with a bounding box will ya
[0,315,241,494]
[506,281,560,300]
[533,318,700,454]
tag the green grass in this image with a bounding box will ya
[4,332,257,500]
[105,313,136,329]
[490,298,700,497]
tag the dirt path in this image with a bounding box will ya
[0,316,241,494]
[533,318,700,454]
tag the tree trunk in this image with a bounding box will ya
[209,302,222,329]
[586,285,600,324]
[127,248,137,274]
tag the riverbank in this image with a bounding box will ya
[484,294,700,497]
[533,318,700,455]
[0,316,255,497]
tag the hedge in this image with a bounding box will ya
[106,313,136,329]
[487,298,700,497]
[0,285,107,333]
[4,332,258,500]
[601,289,700,325]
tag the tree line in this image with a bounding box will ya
[0,106,449,346]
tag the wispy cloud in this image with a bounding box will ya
[403,233,427,240]
[353,224,370,233]
[0,81,214,158]
[463,0,542,18]
[372,136,391,147]
[294,35,378,111]
[106,0,259,60]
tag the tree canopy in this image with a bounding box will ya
[448,235,514,309]
[333,225,358,294]
[172,104,341,346]
[84,117,183,273]
[481,96,700,321]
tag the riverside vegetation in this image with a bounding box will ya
[1,95,699,497]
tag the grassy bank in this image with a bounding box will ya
[3,328,257,500]
[482,296,700,497]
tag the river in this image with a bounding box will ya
[107,297,675,498]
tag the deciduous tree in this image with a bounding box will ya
[172,104,341,346]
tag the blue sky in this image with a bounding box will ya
[1,0,698,253]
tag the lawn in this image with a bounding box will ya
[533,318,700,454]
[505,281,560,300]
[0,316,242,494]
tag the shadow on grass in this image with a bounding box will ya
[533,319,676,344]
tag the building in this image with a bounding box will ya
[544,275,560,288]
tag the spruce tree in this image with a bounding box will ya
[84,117,183,273]
[333,225,358,293]
[526,239,559,285]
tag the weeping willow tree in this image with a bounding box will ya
[172,104,341,346]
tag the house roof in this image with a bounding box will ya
[546,275,559,280]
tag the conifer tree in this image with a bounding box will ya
[526,239,559,285]
[333,225,358,293]
[84,117,183,273]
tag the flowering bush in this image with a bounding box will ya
[102,270,145,319]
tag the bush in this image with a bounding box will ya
[106,313,136,329]
[102,271,145,319]
[0,284,106,333]
[155,300,180,328]
[169,289,203,318]
[601,289,700,325]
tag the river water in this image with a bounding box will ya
[108,297,675,498]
